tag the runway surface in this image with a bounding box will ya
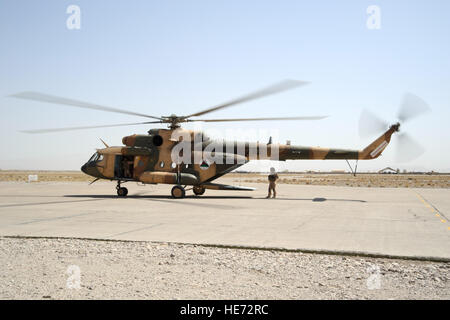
[0,180,449,260]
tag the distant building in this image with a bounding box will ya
[378,167,399,174]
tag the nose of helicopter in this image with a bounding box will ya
[81,162,99,177]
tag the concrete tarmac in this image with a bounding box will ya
[0,180,449,260]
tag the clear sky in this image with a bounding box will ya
[0,0,449,172]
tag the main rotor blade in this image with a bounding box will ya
[10,91,163,120]
[20,121,161,134]
[187,116,327,122]
[358,109,389,139]
[186,79,309,118]
[397,93,430,123]
[395,132,425,163]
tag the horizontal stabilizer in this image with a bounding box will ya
[201,183,255,191]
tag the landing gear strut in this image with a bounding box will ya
[171,185,185,199]
[116,181,128,197]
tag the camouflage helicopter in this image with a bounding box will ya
[11,80,429,198]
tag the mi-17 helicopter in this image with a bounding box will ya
[10,80,429,198]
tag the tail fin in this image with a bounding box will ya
[359,123,399,159]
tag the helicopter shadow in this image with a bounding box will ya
[63,195,365,203]
[271,197,367,203]
[63,194,250,210]
[64,194,253,200]
[0,194,364,203]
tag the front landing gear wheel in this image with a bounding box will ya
[193,186,206,196]
[117,187,128,197]
[171,185,185,199]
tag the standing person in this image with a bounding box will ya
[266,167,279,198]
[123,157,133,178]
[126,158,134,178]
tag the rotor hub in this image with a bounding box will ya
[391,122,401,132]
[160,114,186,129]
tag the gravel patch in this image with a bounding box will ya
[0,237,448,299]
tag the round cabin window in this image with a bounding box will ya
[159,161,164,168]
[152,135,163,146]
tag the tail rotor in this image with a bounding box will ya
[397,93,431,123]
[359,93,430,162]
[395,132,425,163]
[358,109,389,139]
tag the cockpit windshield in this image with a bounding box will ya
[88,153,100,162]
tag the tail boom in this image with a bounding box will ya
[278,124,399,161]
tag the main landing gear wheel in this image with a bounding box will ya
[171,185,185,199]
[117,187,128,197]
[116,181,128,197]
[193,186,206,196]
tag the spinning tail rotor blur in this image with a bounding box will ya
[359,93,431,163]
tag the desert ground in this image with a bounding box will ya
[231,172,450,188]
[1,237,448,300]
[0,171,93,182]
[1,170,449,188]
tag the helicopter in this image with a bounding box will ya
[10,80,429,198]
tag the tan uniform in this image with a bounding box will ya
[267,173,279,198]
[123,159,134,178]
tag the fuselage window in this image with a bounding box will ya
[159,161,165,168]
[153,135,163,146]
[171,162,177,169]
[98,154,104,161]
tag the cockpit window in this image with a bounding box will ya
[88,153,100,162]
[98,154,104,161]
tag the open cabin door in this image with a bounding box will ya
[114,155,135,179]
